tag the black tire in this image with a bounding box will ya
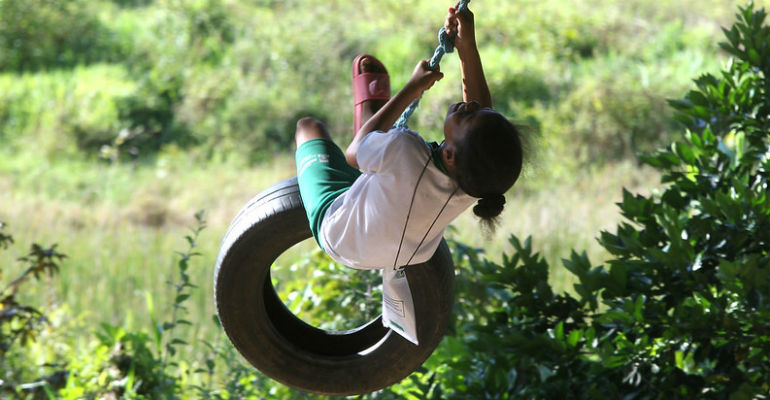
[214,177,456,396]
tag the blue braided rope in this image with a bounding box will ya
[393,0,471,130]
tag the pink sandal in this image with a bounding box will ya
[352,54,390,134]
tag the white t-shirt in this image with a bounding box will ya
[319,128,476,269]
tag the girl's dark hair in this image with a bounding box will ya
[454,113,522,231]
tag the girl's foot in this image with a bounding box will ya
[353,55,390,135]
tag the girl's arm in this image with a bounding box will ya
[445,5,492,108]
[346,60,443,168]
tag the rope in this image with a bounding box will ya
[393,0,471,130]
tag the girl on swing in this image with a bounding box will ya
[295,3,522,270]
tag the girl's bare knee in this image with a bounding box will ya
[295,117,329,146]
[296,116,320,131]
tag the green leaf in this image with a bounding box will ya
[602,355,627,368]
[691,105,712,119]
[687,90,710,107]
[672,112,697,128]
[597,311,634,326]
[661,190,686,209]
[668,98,693,110]
[585,327,597,348]
[748,49,760,65]
[692,292,711,310]
[146,291,162,352]
[639,151,680,169]
[686,129,703,149]
[608,262,627,291]
[562,250,590,276]
[716,259,738,283]
[721,26,739,47]
[555,321,564,341]
[567,329,583,348]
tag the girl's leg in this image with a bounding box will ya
[295,117,333,148]
[294,118,360,249]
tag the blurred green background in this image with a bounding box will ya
[0,0,760,396]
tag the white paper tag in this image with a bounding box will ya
[381,267,419,345]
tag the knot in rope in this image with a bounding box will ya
[431,0,470,68]
[394,0,471,130]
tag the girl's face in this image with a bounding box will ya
[440,101,502,177]
[443,101,498,145]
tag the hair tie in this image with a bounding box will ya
[473,194,505,220]
[480,194,505,208]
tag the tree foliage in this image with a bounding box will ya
[399,3,769,398]
[0,0,123,72]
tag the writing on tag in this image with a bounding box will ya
[381,267,418,345]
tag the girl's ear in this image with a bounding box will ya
[443,146,457,170]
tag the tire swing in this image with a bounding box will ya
[214,1,471,394]
[214,177,455,396]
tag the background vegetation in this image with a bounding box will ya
[1,0,767,398]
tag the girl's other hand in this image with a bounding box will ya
[405,60,444,95]
[444,3,476,55]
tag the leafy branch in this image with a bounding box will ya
[0,222,68,396]
[1,224,66,351]
[152,211,207,387]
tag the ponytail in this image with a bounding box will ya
[471,193,505,232]
[473,194,505,219]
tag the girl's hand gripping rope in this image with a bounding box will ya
[404,60,444,100]
[444,2,477,56]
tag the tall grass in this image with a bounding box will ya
[0,149,294,353]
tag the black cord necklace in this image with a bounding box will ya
[392,149,459,270]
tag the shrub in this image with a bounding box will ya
[112,70,192,161]
[0,65,134,158]
[101,0,237,161]
[0,0,124,72]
